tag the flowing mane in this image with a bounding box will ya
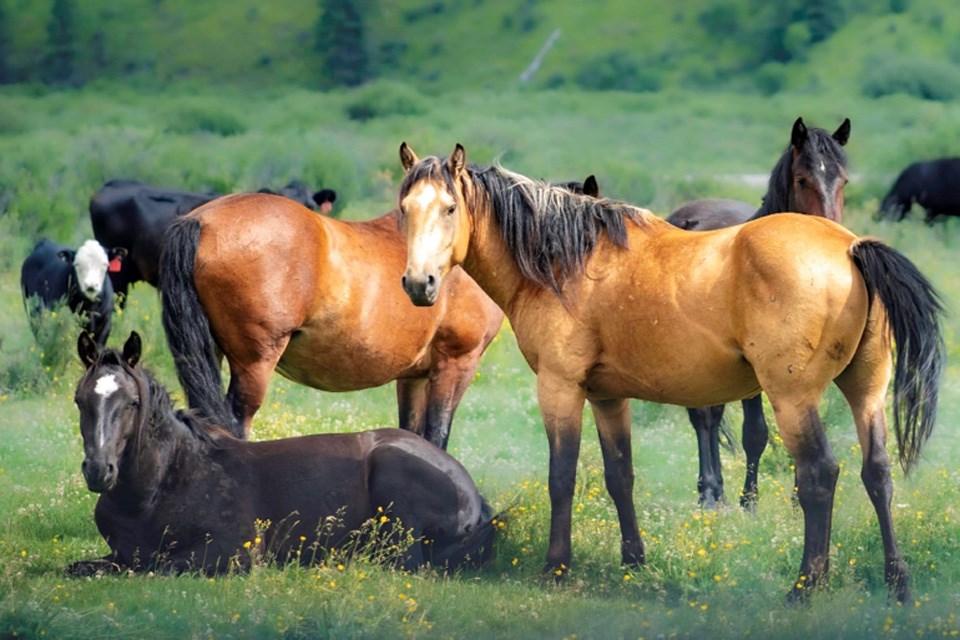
[755,125,848,217]
[401,157,648,296]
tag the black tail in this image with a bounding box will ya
[428,498,498,570]
[850,239,945,472]
[159,215,241,436]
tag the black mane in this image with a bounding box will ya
[84,349,231,447]
[401,157,646,296]
[755,126,848,217]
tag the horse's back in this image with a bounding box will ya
[666,199,755,231]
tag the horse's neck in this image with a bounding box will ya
[111,414,184,512]
[461,212,528,314]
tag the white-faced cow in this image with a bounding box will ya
[21,239,125,349]
[89,179,337,302]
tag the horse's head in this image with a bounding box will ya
[75,331,144,492]
[398,142,473,306]
[786,117,851,223]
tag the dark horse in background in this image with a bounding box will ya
[90,179,337,303]
[68,331,496,576]
[879,157,960,223]
[159,193,503,446]
[665,116,851,509]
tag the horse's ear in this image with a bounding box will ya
[833,118,851,146]
[400,142,419,172]
[122,331,142,367]
[791,117,808,149]
[448,143,466,178]
[78,332,98,368]
[583,175,600,198]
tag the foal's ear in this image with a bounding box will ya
[399,142,419,172]
[791,117,808,149]
[122,331,142,367]
[448,143,466,178]
[583,175,600,198]
[833,118,851,146]
[78,332,98,368]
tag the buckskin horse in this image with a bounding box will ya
[396,143,942,602]
[67,331,496,576]
[159,193,503,446]
[666,116,851,509]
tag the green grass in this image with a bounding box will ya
[2,84,960,638]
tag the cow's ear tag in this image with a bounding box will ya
[109,257,123,273]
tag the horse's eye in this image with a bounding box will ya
[130,400,140,409]
[446,204,456,216]
[797,178,807,188]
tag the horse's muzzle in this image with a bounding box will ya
[401,272,439,307]
[82,458,117,493]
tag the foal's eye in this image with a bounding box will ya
[796,177,807,188]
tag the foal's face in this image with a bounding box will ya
[75,364,139,492]
[398,143,471,306]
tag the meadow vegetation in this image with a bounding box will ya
[1,80,959,638]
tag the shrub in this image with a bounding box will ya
[862,55,960,101]
[573,51,662,93]
[344,80,427,121]
[166,106,247,136]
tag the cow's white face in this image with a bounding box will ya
[74,240,109,301]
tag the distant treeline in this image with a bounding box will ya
[1,0,959,101]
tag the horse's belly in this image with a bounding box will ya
[276,330,429,391]
[584,357,760,407]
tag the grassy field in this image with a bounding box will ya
[1,84,960,638]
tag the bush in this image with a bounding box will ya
[862,56,960,101]
[344,80,428,121]
[573,51,662,93]
[166,106,247,136]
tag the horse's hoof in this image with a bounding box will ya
[739,493,758,513]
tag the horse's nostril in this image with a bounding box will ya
[427,275,436,287]
[81,460,88,472]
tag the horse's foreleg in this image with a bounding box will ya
[538,373,585,578]
[686,405,725,508]
[396,378,428,437]
[739,394,769,511]
[421,354,482,449]
[590,398,644,567]
[773,402,839,602]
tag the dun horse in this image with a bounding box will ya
[159,193,503,447]
[666,117,851,509]
[68,331,496,576]
[396,143,942,602]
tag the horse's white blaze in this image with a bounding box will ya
[95,374,119,397]
[74,240,109,301]
[406,183,453,274]
[819,160,826,173]
[93,374,119,449]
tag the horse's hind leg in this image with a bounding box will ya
[686,405,726,508]
[226,353,286,438]
[768,396,839,601]
[590,398,644,566]
[834,354,910,602]
[739,394,769,511]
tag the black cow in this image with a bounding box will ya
[89,180,337,302]
[21,239,125,349]
[880,157,960,223]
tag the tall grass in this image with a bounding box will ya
[1,84,959,638]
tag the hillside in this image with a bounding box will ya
[2,0,960,98]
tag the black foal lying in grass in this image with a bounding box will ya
[68,331,496,576]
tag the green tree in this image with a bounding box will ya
[0,0,11,83]
[314,0,370,87]
[44,0,77,84]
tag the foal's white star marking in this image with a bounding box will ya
[95,374,119,397]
